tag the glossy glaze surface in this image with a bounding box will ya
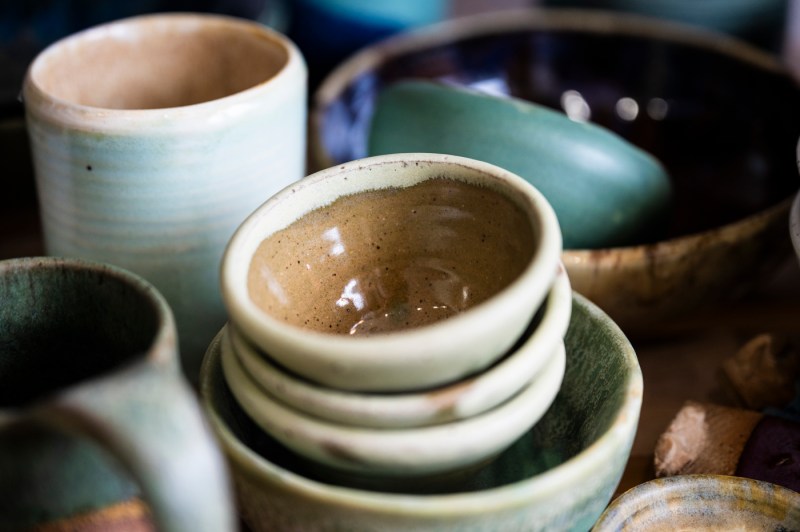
[247,177,535,335]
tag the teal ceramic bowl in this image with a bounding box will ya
[593,474,800,531]
[200,293,643,531]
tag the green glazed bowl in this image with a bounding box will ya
[200,293,643,531]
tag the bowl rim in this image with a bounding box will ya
[220,325,566,477]
[199,292,644,514]
[220,152,563,391]
[229,265,572,428]
[310,7,795,255]
[593,474,800,529]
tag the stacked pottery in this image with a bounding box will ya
[215,153,572,490]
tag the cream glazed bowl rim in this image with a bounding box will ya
[22,12,306,134]
[229,265,572,429]
[220,153,563,392]
[220,324,567,477]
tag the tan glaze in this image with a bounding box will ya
[248,177,535,335]
[30,15,288,109]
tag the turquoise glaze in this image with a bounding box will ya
[200,293,643,531]
[0,257,234,531]
[368,81,672,249]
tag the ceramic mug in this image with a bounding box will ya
[23,13,307,383]
[0,257,235,531]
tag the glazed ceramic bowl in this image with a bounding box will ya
[200,292,643,531]
[221,324,565,480]
[593,475,800,531]
[229,265,571,429]
[221,153,562,392]
[310,9,800,334]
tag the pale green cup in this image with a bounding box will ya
[23,13,307,383]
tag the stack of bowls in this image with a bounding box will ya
[214,153,572,489]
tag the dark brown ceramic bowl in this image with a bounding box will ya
[310,8,800,335]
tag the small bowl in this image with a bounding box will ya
[200,292,643,531]
[221,153,562,391]
[310,9,800,334]
[230,265,571,429]
[593,474,800,531]
[221,324,565,480]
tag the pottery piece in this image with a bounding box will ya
[221,323,565,480]
[221,153,563,391]
[229,265,571,429]
[200,292,643,531]
[368,80,672,249]
[593,474,800,531]
[0,257,234,531]
[23,13,307,383]
[309,8,800,335]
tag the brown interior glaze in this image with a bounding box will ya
[32,17,288,109]
[247,177,536,336]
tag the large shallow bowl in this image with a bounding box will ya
[200,293,643,531]
[593,474,800,531]
[310,8,800,334]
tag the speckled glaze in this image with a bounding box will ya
[229,266,571,429]
[0,257,234,531]
[310,8,800,335]
[593,474,800,531]
[200,292,643,531]
[222,153,563,392]
[23,13,307,382]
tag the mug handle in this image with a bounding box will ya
[32,361,237,532]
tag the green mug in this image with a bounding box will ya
[0,257,235,531]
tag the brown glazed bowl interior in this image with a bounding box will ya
[310,8,800,335]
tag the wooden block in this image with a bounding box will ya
[654,401,762,477]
